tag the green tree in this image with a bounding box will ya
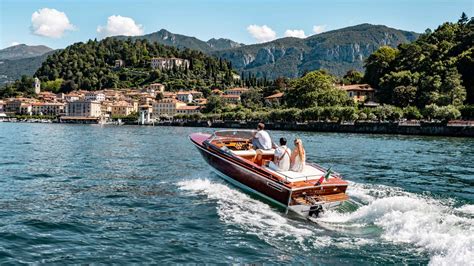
[284,70,351,108]
[343,69,364,84]
[364,46,398,88]
[392,85,418,107]
[241,89,263,110]
[204,95,224,113]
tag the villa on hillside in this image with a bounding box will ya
[221,94,241,104]
[337,84,375,103]
[148,83,165,93]
[150,57,190,70]
[264,92,284,106]
[224,87,249,96]
[176,105,201,115]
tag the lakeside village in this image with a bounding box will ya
[0,57,382,125]
[0,78,377,125]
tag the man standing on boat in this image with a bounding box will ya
[252,123,272,150]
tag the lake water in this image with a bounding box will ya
[0,123,472,264]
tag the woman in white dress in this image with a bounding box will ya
[290,139,306,172]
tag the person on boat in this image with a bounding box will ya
[290,138,306,172]
[268,137,291,171]
[251,123,272,150]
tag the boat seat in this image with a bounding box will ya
[230,149,257,157]
[265,165,327,182]
[256,149,275,155]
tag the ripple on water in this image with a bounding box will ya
[0,124,472,264]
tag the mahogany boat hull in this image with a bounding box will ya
[192,136,292,207]
[189,131,349,217]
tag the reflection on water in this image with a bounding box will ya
[0,123,472,264]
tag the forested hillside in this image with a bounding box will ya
[364,13,474,106]
[33,37,236,93]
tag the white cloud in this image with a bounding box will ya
[284,29,307,38]
[31,8,75,38]
[97,15,144,38]
[246,24,276,43]
[10,42,20,46]
[312,25,327,34]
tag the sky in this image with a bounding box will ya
[0,0,472,49]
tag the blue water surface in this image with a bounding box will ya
[0,123,472,264]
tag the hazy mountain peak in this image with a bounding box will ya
[0,44,53,60]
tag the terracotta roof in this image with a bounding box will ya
[265,92,284,99]
[221,95,240,98]
[32,102,64,106]
[177,106,201,110]
[156,98,185,104]
[226,87,249,92]
[112,101,133,107]
[338,84,375,92]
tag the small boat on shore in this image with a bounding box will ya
[189,130,349,218]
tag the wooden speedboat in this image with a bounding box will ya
[189,130,349,218]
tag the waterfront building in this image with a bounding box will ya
[264,92,284,106]
[65,101,102,117]
[338,84,375,103]
[176,105,201,115]
[5,98,36,114]
[0,100,4,113]
[31,102,65,115]
[19,103,33,115]
[152,98,187,116]
[85,92,106,102]
[139,104,153,124]
[150,57,189,70]
[111,101,135,116]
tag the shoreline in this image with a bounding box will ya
[2,119,473,137]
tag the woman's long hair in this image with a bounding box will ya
[295,139,305,161]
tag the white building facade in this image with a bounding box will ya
[65,101,102,117]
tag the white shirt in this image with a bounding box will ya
[255,130,272,150]
[274,145,291,171]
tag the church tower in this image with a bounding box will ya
[34,77,41,94]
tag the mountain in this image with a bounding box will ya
[0,44,53,60]
[0,24,418,85]
[115,29,244,53]
[212,24,419,78]
[0,51,56,84]
[119,25,418,78]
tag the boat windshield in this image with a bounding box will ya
[209,130,256,141]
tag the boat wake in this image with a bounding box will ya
[178,178,316,250]
[178,178,473,264]
[319,181,474,265]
